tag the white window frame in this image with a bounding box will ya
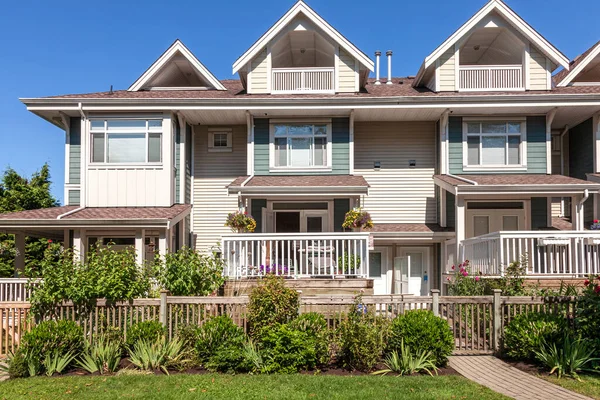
[208,128,233,152]
[90,118,163,165]
[462,117,527,171]
[269,119,333,172]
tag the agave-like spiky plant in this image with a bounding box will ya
[77,336,122,374]
[42,350,77,376]
[535,335,599,380]
[373,339,439,376]
[128,338,186,375]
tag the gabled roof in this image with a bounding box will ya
[231,1,374,74]
[128,40,226,92]
[555,41,600,87]
[414,0,570,86]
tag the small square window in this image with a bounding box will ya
[208,131,232,152]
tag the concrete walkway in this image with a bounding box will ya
[449,355,592,400]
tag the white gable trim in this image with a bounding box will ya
[414,0,569,86]
[556,43,600,87]
[232,1,373,74]
[128,40,226,92]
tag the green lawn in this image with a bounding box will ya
[0,373,509,400]
[542,374,600,400]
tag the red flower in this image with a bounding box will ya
[584,280,590,286]
[48,239,53,243]
[595,285,600,294]
[451,265,455,270]
[595,220,599,224]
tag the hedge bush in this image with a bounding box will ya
[387,310,454,367]
[503,312,568,362]
[126,321,167,350]
[247,276,299,336]
[195,316,246,364]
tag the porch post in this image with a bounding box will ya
[571,195,584,231]
[135,229,145,267]
[14,232,25,277]
[158,229,168,258]
[73,229,86,261]
[455,196,465,261]
[440,189,447,227]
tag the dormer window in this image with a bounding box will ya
[269,121,332,170]
[91,119,162,164]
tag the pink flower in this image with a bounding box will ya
[48,239,53,243]
[462,271,468,277]
[475,276,480,282]
[451,265,455,270]
[447,277,451,281]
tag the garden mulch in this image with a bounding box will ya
[449,355,593,400]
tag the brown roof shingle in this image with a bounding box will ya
[435,174,596,186]
[371,223,454,233]
[228,175,370,188]
[0,205,191,221]
[553,40,600,86]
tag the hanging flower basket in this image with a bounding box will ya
[225,211,257,233]
[342,208,374,231]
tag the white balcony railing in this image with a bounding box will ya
[221,232,370,279]
[459,65,523,91]
[0,278,39,302]
[459,231,600,277]
[271,67,335,94]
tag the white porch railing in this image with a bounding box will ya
[0,278,39,302]
[271,67,335,94]
[460,231,600,277]
[221,232,370,279]
[459,65,523,91]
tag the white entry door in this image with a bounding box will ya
[370,247,392,295]
[399,247,430,296]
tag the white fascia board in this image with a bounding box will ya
[128,40,226,91]
[416,0,569,86]
[231,1,374,74]
[557,43,600,87]
[227,186,369,196]
[456,185,600,196]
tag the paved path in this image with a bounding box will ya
[449,355,592,400]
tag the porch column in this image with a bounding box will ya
[135,229,145,267]
[14,232,25,277]
[455,197,465,260]
[571,194,584,231]
[73,229,86,261]
[440,189,447,227]
[158,229,169,259]
[178,222,185,250]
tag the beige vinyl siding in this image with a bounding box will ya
[355,121,437,224]
[438,47,456,92]
[248,49,268,94]
[193,125,247,252]
[338,48,357,92]
[529,45,549,90]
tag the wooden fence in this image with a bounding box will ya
[0,291,578,357]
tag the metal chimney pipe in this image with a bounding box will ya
[374,51,381,85]
[386,50,393,85]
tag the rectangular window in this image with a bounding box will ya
[208,130,232,152]
[271,123,330,168]
[90,119,162,163]
[465,121,524,167]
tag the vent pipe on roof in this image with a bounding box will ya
[386,50,393,85]
[374,51,381,85]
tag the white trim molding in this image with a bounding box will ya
[556,42,600,87]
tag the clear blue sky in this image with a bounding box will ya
[0,0,598,204]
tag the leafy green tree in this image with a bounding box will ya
[0,164,59,277]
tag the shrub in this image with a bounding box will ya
[289,312,330,366]
[128,338,186,375]
[446,260,485,296]
[20,320,84,375]
[503,312,568,362]
[195,316,245,363]
[6,349,29,378]
[336,298,388,372]
[175,324,200,353]
[126,321,167,350]
[577,275,600,362]
[387,310,454,367]
[247,276,299,336]
[373,340,438,376]
[257,324,323,373]
[155,247,225,296]
[535,335,599,379]
[205,343,252,373]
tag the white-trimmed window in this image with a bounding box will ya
[270,122,332,170]
[208,128,232,152]
[464,120,526,169]
[91,119,162,163]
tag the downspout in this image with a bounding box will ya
[576,189,590,231]
[559,125,569,217]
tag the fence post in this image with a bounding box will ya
[492,289,502,352]
[431,289,440,317]
[159,290,169,328]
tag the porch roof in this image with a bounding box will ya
[370,223,455,240]
[0,204,191,230]
[227,175,370,196]
[433,174,600,196]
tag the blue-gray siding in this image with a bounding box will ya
[185,123,192,204]
[175,119,181,204]
[448,116,547,174]
[446,192,456,228]
[69,118,81,184]
[253,118,350,175]
[531,197,548,230]
[334,198,351,232]
[68,190,80,206]
[569,118,594,222]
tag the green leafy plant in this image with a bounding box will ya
[337,253,361,274]
[204,343,251,373]
[257,324,323,373]
[373,340,439,376]
[247,276,299,336]
[128,338,186,375]
[195,315,246,363]
[342,207,374,230]
[27,357,42,377]
[4,349,29,378]
[289,312,331,366]
[503,312,568,362]
[387,310,454,367]
[446,260,485,296]
[225,211,257,233]
[77,336,122,374]
[126,321,167,350]
[242,340,265,374]
[155,247,225,296]
[576,275,600,364]
[535,335,600,380]
[42,350,77,376]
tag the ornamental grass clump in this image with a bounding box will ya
[342,208,374,230]
[225,210,256,233]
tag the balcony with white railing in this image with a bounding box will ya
[459,65,524,91]
[459,231,600,277]
[221,232,370,279]
[271,68,335,94]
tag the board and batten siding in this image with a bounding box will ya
[253,118,350,175]
[338,48,357,92]
[438,47,456,92]
[248,48,268,94]
[569,118,594,223]
[69,118,81,185]
[448,116,547,174]
[193,125,247,252]
[354,121,437,224]
[529,45,550,91]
